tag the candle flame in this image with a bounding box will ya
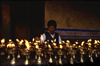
[16,39,19,42]
[32,38,35,42]
[7,43,15,48]
[54,39,56,42]
[94,40,97,44]
[66,40,70,43]
[40,34,43,41]
[53,43,56,46]
[75,41,78,44]
[81,41,85,46]
[36,45,39,49]
[87,39,92,42]
[60,45,63,49]
[51,40,53,43]
[62,41,65,43]
[9,39,12,42]
[1,38,5,44]
[48,44,51,48]
[25,40,31,50]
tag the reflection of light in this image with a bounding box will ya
[1,38,5,44]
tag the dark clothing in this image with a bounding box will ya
[44,32,59,45]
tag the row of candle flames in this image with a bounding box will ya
[0,37,100,65]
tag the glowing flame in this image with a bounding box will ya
[59,42,62,44]
[16,39,19,42]
[44,41,47,44]
[53,43,56,46]
[36,40,40,43]
[78,45,81,48]
[60,45,63,49]
[81,41,85,46]
[66,40,70,43]
[36,45,39,49]
[75,41,78,44]
[34,42,37,45]
[25,40,31,50]
[1,38,5,44]
[7,43,15,48]
[48,44,51,48]
[94,40,97,44]
[88,43,91,47]
[54,39,56,42]
[40,34,43,41]
[9,39,12,42]
[51,40,53,43]
[32,38,35,42]
[87,39,92,42]
[62,41,65,43]
[41,53,43,56]
[73,44,76,47]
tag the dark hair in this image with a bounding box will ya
[47,20,57,28]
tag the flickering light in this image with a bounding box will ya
[1,38,5,44]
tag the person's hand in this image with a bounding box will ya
[35,37,40,41]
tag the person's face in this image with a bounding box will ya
[48,26,56,34]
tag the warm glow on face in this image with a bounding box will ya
[1,38,5,44]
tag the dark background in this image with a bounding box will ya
[0,1,45,41]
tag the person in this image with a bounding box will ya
[39,20,62,45]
